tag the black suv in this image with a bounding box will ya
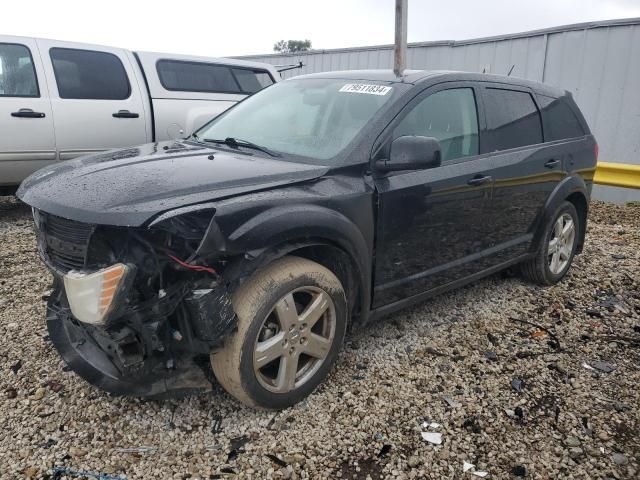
[18,70,597,409]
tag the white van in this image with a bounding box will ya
[0,36,279,192]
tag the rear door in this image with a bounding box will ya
[0,37,56,185]
[37,40,148,160]
[478,84,562,260]
[537,94,593,180]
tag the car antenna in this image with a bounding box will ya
[507,64,515,76]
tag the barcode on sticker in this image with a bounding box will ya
[339,84,392,95]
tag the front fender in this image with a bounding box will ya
[218,204,372,322]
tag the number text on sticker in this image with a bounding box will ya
[339,84,392,96]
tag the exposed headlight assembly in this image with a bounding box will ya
[64,263,131,325]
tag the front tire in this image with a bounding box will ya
[521,201,580,285]
[211,256,347,409]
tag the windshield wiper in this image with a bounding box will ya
[203,137,281,157]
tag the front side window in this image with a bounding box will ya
[393,88,479,163]
[50,48,131,100]
[196,79,395,162]
[484,88,543,151]
[538,95,585,141]
[0,43,39,97]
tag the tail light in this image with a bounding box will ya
[594,143,599,162]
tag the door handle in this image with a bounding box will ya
[112,110,139,118]
[545,159,560,168]
[11,108,45,118]
[467,175,493,186]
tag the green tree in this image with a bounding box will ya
[273,39,312,53]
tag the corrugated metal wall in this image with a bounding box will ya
[238,18,640,203]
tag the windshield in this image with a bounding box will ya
[195,78,395,161]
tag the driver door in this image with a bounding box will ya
[372,83,496,308]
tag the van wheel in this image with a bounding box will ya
[521,201,579,285]
[211,256,347,409]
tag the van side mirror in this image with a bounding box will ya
[375,136,442,172]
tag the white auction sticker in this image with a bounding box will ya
[339,84,392,95]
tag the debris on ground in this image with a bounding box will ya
[463,461,489,477]
[442,394,460,408]
[265,453,288,467]
[484,351,498,361]
[113,446,158,454]
[585,359,617,373]
[511,378,525,392]
[421,432,443,445]
[422,421,441,429]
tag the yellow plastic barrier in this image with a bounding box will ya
[594,162,640,189]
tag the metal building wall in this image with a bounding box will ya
[239,18,640,203]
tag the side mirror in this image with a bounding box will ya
[375,135,442,172]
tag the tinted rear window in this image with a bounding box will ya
[50,48,131,100]
[232,68,274,93]
[538,95,585,141]
[484,88,543,151]
[157,59,273,94]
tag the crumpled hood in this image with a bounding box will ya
[17,141,328,226]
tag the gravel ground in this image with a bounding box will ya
[0,196,638,480]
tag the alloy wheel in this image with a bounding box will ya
[548,212,576,275]
[252,286,336,393]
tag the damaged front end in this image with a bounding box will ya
[36,208,236,398]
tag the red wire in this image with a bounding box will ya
[168,254,216,274]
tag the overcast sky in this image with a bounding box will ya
[4,0,640,57]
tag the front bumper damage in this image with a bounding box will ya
[46,279,236,398]
[35,210,238,398]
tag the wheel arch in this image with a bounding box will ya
[219,205,372,325]
[533,174,589,253]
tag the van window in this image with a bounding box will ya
[232,68,274,93]
[157,59,274,94]
[50,48,131,100]
[538,95,585,141]
[393,88,479,163]
[0,43,39,97]
[484,88,542,151]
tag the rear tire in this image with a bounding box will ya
[211,256,347,409]
[521,201,579,285]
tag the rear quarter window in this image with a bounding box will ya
[232,68,274,93]
[538,95,586,141]
[483,88,543,151]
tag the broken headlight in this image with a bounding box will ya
[63,263,131,325]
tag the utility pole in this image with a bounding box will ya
[394,0,408,77]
